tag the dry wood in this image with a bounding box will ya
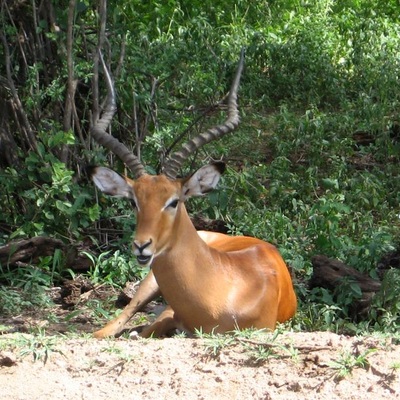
[0,237,91,272]
[310,255,381,318]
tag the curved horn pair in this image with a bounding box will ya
[91,49,245,179]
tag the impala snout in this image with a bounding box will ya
[133,239,154,265]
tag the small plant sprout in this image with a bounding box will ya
[329,348,377,379]
[389,361,400,373]
[195,328,236,357]
[16,329,63,364]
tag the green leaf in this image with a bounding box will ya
[55,200,72,212]
[44,211,54,220]
[48,131,76,148]
[88,204,100,222]
[350,282,362,297]
[321,178,339,190]
[76,2,88,13]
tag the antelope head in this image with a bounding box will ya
[90,161,225,265]
[89,50,245,265]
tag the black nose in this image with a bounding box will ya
[133,239,152,253]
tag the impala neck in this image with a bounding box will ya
[150,201,223,325]
[151,203,213,271]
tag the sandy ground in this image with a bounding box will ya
[0,330,399,400]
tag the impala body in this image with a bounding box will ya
[89,49,296,338]
[90,163,297,337]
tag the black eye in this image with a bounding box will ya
[168,199,179,209]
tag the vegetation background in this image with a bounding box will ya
[0,0,399,335]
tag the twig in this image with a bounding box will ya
[237,337,333,353]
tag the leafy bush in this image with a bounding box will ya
[369,269,400,332]
[85,249,148,287]
[0,132,99,242]
[0,0,399,333]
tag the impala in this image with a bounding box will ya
[89,50,297,338]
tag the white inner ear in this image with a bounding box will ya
[91,167,134,199]
[181,164,222,200]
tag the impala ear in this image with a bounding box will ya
[88,166,134,199]
[181,162,225,201]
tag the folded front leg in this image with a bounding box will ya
[139,306,181,338]
[93,270,161,338]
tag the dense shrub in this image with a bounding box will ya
[0,0,399,332]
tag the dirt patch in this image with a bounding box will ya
[0,281,399,399]
[0,331,399,400]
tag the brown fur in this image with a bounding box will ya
[91,166,297,338]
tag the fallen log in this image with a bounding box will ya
[310,255,381,319]
[0,237,91,272]
[0,237,68,266]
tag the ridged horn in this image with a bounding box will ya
[162,48,245,179]
[91,51,146,178]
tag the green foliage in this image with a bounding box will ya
[0,285,52,316]
[0,131,99,242]
[0,252,64,316]
[328,348,377,379]
[196,327,301,364]
[195,328,236,357]
[390,361,400,372]
[100,342,135,363]
[15,329,62,363]
[369,269,400,331]
[85,249,148,287]
[1,0,400,334]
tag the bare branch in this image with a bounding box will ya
[61,0,77,164]
[0,33,38,153]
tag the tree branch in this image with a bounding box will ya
[62,0,77,164]
[0,33,38,153]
